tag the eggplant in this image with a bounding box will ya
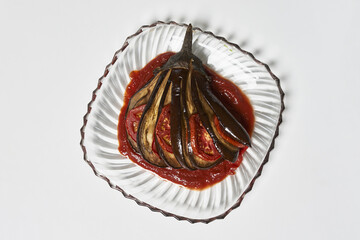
[125,24,251,169]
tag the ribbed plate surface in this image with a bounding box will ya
[80,22,284,223]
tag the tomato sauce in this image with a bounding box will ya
[117,52,254,190]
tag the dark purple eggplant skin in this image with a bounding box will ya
[194,70,251,147]
[169,70,185,166]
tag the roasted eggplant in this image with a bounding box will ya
[124,24,251,169]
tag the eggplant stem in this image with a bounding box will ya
[180,24,193,54]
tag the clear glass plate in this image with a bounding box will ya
[80,21,284,223]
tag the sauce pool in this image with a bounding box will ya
[117,52,254,190]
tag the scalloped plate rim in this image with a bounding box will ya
[80,21,285,224]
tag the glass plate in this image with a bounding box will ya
[80,21,284,223]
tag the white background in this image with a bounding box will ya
[1,0,359,239]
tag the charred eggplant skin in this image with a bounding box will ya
[125,24,251,169]
[136,70,170,167]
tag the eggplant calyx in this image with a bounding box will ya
[160,24,203,71]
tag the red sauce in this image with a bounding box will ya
[117,52,254,190]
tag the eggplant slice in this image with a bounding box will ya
[125,71,163,152]
[155,80,183,169]
[125,24,251,169]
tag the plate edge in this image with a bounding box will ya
[79,20,285,224]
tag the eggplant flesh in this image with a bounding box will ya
[125,24,251,169]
